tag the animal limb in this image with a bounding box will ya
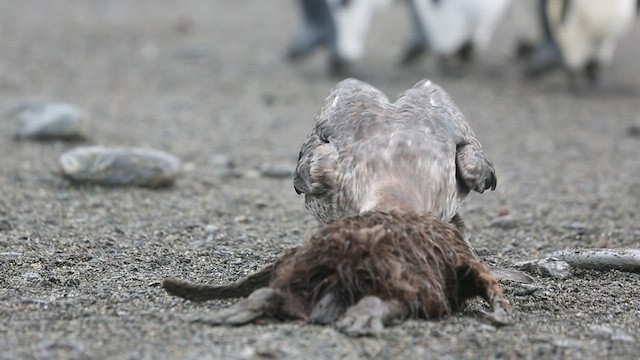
[335,296,408,336]
[195,288,283,326]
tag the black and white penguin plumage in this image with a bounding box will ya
[401,0,512,65]
[287,0,391,75]
[526,0,637,85]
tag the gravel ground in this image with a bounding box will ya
[1,1,639,359]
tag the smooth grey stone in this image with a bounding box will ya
[516,258,572,279]
[15,103,85,140]
[59,146,181,187]
[259,162,295,178]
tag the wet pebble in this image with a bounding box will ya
[259,162,295,178]
[516,258,571,279]
[59,146,181,187]
[14,103,85,140]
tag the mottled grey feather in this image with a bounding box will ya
[294,78,496,223]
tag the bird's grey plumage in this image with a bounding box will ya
[294,78,496,224]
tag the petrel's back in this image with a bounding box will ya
[294,78,496,223]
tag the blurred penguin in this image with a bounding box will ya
[287,0,391,76]
[511,0,547,59]
[526,0,638,86]
[401,0,512,68]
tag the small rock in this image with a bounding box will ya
[0,251,22,257]
[612,331,635,343]
[561,222,588,235]
[0,218,13,231]
[22,272,42,280]
[204,224,220,240]
[511,283,539,297]
[489,214,518,229]
[210,154,235,169]
[626,124,640,137]
[177,42,210,62]
[59,146,181,187]
[478,324,496,332]
[590,325,614,338]
[215,169,243,180]
[497,207,511,216]
[553,338,582,348]
[516,258,571,279]
[234,215,250,224]
[14,103,85,140]
[259,163,295,178]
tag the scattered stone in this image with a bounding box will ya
[0,218,13,231]
[548,248,640,273]
[59,146,181,187]
[511,283,539,297]
[590,325,614,338]
[14,103,85,140]
[215,169,243,180]
[626,123,640,137]
[611,331,635,343]
[210,154,235,169]
[234,215,250,224]
[553,338,582,348]
[239,333,300,360]
[497,206,510,216]
[516,258,572,279]
[177,42,210,62]
[22,272,42,281]
[259,162,295,179]
[489,214,518,229]
[204,224,220,240]
[0,251,22,257]
[478,324,496,332]
[560,222,588,235]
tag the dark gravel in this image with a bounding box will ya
[1,1,639,359]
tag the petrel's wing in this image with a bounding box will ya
[293,78,389,197]
[412,80,497,193]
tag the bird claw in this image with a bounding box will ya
[485,298,513,326]
[194,299,264,326]
[336,312,384,336]
[193,287,279,326]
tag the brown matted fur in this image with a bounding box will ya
[164,211,510,335]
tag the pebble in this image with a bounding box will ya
[626,123,640,137]
[59,146,181,187]
[14,103,85,140]
[590,325,614,337]
[560,222,588,235]
[22,272,42,280]
[210,154,236,169]
[489,214,518,229]
[516,258,572,279]
[259,162,295,178]
[0,252,22,257]
[611,332,635,343]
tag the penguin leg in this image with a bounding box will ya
[463,259,513,326]
[400,0,430,65]
[450,213,534,284]
[287,0,336,61]
[196,288,284,326]
[335,296,408,336]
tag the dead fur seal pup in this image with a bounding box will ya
[164,211,511,336]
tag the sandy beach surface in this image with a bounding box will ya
[1,1,639,359]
